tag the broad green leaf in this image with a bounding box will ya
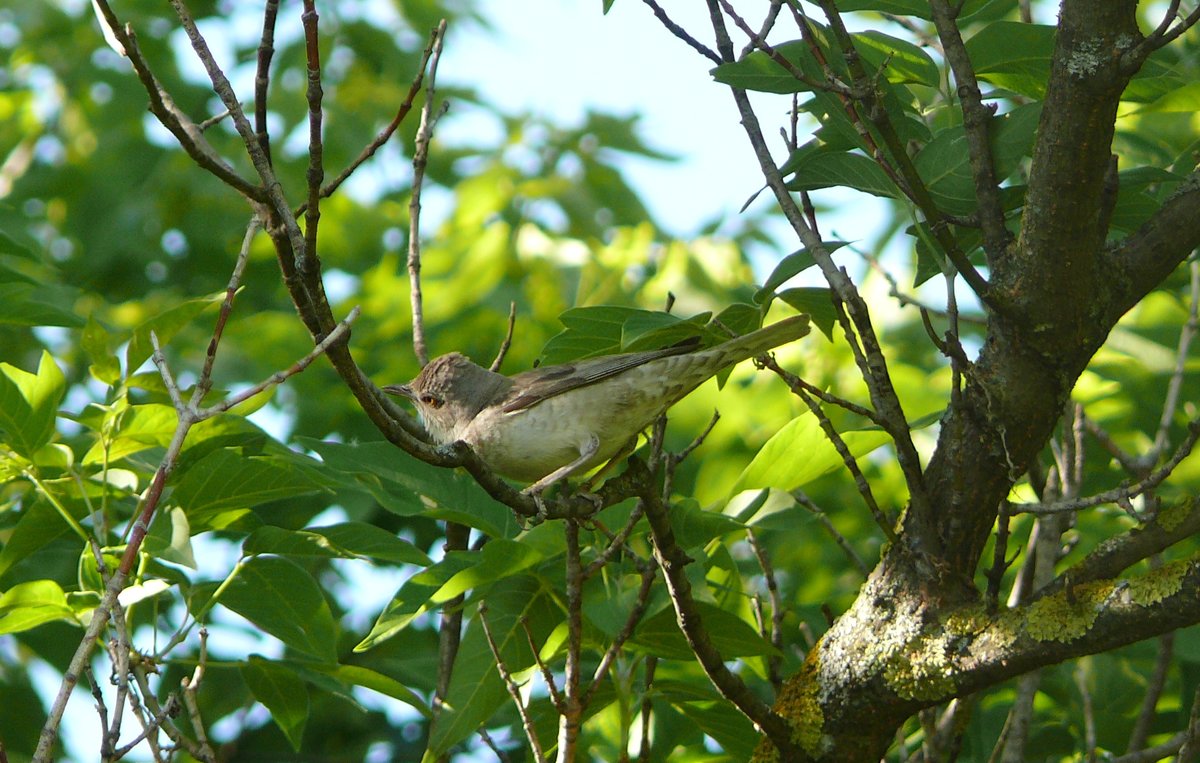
[835,0,1010,22]
[0,498,83,583]
[427,576,554,757]
[668,499,744,550]
[321,664,432,718]
[731,412,891,496]
[0,282,84,328]
[144,506,196,569]
[241,656,309,751]
[124,291,225,375]
[785,151,901,199]
[776,287,839,341]
[356,554,474,651]
[965,22,1053,98]
[632,600,780,660]
[220,555,338,662]
[0,351,67,458]
[710,41,825,95]
[914,103,1041,214]
[853,31,939,87]
[712,303,766,339]
[540,305,705,362]
[82,315,122,386]
[242,524,429,567]
[674,699,758,760]
[0,579,76,634]
[620,310,710,352]
[300,439,519,539]
[435,538,545,603]
[756,242,848,302]
[170,448,329,518]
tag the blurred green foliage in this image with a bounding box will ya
[1,0,1199,760]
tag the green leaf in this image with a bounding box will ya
[539,306,707,362]
[853,31,939,87]
[243,524,430,567]
[144,506,196,569]
[965,22,1053,99]
[785,151,901,199]
[712,303,766,338]
[776,287,839,340]
[710,40,825,95]
[435,539,545,603]
[0,282,84,328]
[673,698,758,760]
[321,664,432,718]
[0,579,76,635]
[82,315,122,386]
[756,242,848,302]
[731,412,891,496]
[220,556,338,662]
[124,291,225,374]
[620,310,710,352]
[0,351,67,458]
[241,656,309,751]
[914,103,1041,214]
[300,439,520,540]
[632,600,780,660]
[668,499,744,549]
[427,576,553,757]
[170,448,329,518]
[0,498,82,583]
[356,555,474,651]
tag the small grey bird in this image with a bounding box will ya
[384,314,810,493]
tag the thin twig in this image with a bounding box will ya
[557,519,584,760]
[927,0,1011,259]
[1015,418,1200,515]
[717,0,852,94]
[1152,259,1199,460]
[792,490,870,576]
[746,529,785,691]
[88,0,265,200]
[1128,630,1173,752]
[407,19,448,367]
[520,618,564,711]
[305,22,445,208]
[253,0,278,164]
[638,658,657,762]
[583,502,645,579]
[638,0,723,64]
[583,565,657,706]
[490,302,517,372]
[479,604,545,762]
[793,379,897,541]
[198,307,361,417]
[1075,660,1098,763]
[301,0,325,270]
[637,466,799,757]
[761,354,885,425]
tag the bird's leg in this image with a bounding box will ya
[580,436,638,493]
[522,433,600,496]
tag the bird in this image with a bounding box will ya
[384,314,810,493]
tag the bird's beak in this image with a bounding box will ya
[382,383,415,401]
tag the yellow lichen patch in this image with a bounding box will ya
[767,657,825,756]
[883,636,958,701]
[942,603,989,637]
[1156,499,1196,533]
[1127,560,1191,606]
[1025,580,1112,642]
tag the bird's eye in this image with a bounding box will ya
[420,394,443,409]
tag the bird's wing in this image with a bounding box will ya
[500,337,701,413]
